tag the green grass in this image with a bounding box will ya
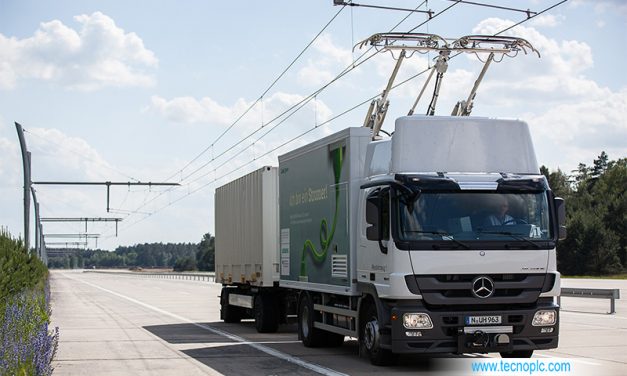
[562,273,627,280]
[1,230,57,375]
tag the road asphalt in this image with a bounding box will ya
[50,270,627,375]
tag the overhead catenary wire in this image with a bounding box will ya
[114,47,381,223]
[117,1,434,218]
[158,1,431,186]
[185,50,381,181]
[103,0,569,241]
[335,1,434,17]
[109,64,442,235]
[178,0,439,184]
[116,3,354,223]
[161,3,350,183]
[444,0,538,18]
[494,0,568,35]
[408,0,460,33]
[102,1,465,238]
[170,1,429,186]
[114,67,420,234]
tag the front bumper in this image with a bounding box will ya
[387,302,559,354]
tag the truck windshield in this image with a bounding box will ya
[397,192,552,246]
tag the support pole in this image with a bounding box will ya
[15,122,31,251]
[106,182,111,212]
[611,296,616,314]
[34,201,40,256]
[452,52,494,116]
[30,186,42,258]
[371,49,406,139]
[40,222,46,264]
[426,51,450,116]
[408,66,436,115]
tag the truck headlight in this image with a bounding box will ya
[403,313,433,329]
[532,310,556,326]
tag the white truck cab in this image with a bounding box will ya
[356,116,563,360]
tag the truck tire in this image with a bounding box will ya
[220,287,242,323]
[360,303,396,366]
[254,294,279,333]
[298,294,326,347]
[500,350,534,358]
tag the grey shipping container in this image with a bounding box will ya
[214,166,279,287]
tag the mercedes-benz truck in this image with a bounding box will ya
[215,116,566,365]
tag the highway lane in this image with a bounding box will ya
[50,270,627,375]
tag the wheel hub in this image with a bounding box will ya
[364,319,380,351]
[301,306,310,338]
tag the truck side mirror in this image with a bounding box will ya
[366,190,381,241]
[554,197,566,240]
[365,188,389,254]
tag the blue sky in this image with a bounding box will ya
[1,0,625,250]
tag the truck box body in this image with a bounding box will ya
[215,166,279,287]
[278,127,371,295]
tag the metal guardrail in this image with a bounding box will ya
[84,270,215,282]
[560,287,621,314]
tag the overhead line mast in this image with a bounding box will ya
[41,217,123,236]
[32,181,179,213]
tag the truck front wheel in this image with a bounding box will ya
[298,293,325,347]
[360,303,396,366]
[254,294,279,333]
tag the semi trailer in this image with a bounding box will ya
[214,33,565,364]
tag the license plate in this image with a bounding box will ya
[465,315,502,325]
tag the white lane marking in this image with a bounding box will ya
[63,273,348,376]
[561,311,627,320]
[535,352,601,366]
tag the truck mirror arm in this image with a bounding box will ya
[554,197,567,241]
[378,239,388,254]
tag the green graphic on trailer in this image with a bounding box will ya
[280,139,349,286]
[299,146,344,278]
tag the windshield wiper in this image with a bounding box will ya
[405,230,471,249]
[476,230,542,249]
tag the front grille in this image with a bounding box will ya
[406,274,546,306]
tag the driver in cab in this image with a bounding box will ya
[484,195,514,226]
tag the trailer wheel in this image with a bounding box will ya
[254,294,279,333]
[360,303,396,366]
[500,350,533,358]
[298,293,325,347]
[220,287,241,323]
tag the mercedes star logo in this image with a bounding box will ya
[472,276,495,299]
